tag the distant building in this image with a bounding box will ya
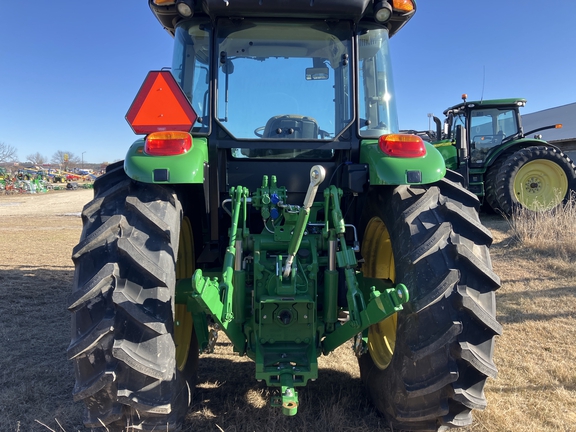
[521,102,576,151]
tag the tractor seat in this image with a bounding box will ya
[263,115,319,139]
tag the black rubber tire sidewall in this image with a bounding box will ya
[357,173,501,431]
[69,164,195,431]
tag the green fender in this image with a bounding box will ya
[360,140,446,185]
[432,140,458,170]
[124,137,208,184]
[484,138,552,167]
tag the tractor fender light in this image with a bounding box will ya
[378,134,426,158]
[152,0,175,5]
[145,131,192,156]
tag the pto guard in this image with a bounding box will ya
[360,140,446,185]
[124,137,208,184]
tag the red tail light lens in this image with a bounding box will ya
[145,131,192,156]
[378,134,426,158]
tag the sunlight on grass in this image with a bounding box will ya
[507,192,576,260]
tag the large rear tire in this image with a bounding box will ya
[68,163,196,431]
[358,171,501,431]
[495,145,576,216]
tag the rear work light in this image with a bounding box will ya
[145,131,192,156]
[378,134,427,158]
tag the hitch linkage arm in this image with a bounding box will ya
[283,165,326,277]
[325,185,366,327]
[321,185,410,354]
[220,186,248,322]
[188,186,249,354]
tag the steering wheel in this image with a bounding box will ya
[254,126,265,138]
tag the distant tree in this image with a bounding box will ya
[51,150,81,170]
[26,152,48,166]
[68,155,81,167]
[51,150,70,166]
[0,141,18,163]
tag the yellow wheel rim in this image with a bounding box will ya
[175,216,195,372]
[362,217,397,370]
[513,160,568,211]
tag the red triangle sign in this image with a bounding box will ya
[126,70,197,135]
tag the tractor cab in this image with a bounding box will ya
[169,15,400,161]
[431,94,573,214]
[443,96,526,165]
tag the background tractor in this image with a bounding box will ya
[428,95,576,215]
[68,1,501,431]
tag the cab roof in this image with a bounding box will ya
[149,0,416,37]
[444,98,527,115]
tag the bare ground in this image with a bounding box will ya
[0,190,574,431]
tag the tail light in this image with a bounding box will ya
[378,134,426,158]
[145,131,192,156]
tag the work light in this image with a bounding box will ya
[176,0,194,17]
[373,1,392,23]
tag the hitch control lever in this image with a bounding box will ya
[283,165,326,278]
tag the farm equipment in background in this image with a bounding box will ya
[54,170,92,182]
[0,167,96,193]
[0,168,7,192]
[428,95,576,215]
[68,1,501,431]
[44,168,96,185]
[1,179,47,194]
[0,169,50,194]
[49,172,67,183]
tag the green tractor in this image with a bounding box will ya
[429,95,576,215]
[68,1,501,430]
[0,167,7,191]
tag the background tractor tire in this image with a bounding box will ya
[495,145,576,216]
[358,170,501,431]
[68,163,195,431]
[484,151,512,214]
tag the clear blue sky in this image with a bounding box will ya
[1,1,575,164]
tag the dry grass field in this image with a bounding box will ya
[0,189,574,432]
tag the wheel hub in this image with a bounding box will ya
[526,177,542,193]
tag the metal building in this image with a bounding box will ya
[522,102,576,154]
